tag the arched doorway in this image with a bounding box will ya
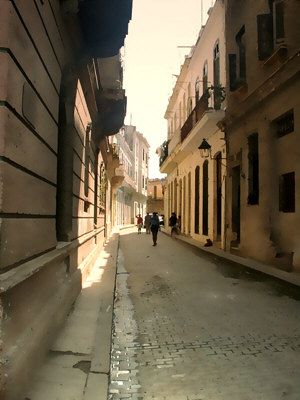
[202,160,209,235]
[183,176,186,234]
[216,153,222,239]
[188,172,191,234]
[194,166,200,234]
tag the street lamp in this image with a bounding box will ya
[198,138,212,158]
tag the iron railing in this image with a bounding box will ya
[180,86,225,142]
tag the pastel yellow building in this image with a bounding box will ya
[160,0,227,248]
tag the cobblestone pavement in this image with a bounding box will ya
[109,228,300,400]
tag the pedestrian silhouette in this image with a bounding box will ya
[144,212,151,234]
[136,214,143,234]
[150,212,160,246]
[169,212,178,237]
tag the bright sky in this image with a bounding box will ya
[123,0,213,178]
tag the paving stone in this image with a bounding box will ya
[108,228,300,400]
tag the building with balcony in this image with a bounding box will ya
[112,125,150,225]
[223,0,300,270]
[0,1,131,398]
[160,0,227,248]
[147,178,166,215]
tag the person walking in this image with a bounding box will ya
[169,212,178,237]
[136,214,143,234]
[144,212,151,234]
[150,212,160,246]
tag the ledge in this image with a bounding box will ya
[0,227,105,293]
[263,44,288,68]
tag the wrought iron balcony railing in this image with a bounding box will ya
[180,86,225,142]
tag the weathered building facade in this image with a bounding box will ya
[147,178,166,215]
[0,1,131,398]
[160,0,227,247]
[224,0,300,270]
[113,125,149,225]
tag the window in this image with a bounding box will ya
[274,1,285,42]
[179,101,182,127]
[99,162,106,213]
[202,61,208,94]
[228,26,246,91]
[257,0,285,61]
[213,41,220,87]
[274,110,294,138]
[187,82,192,115]
[195,79,201,102]
[247,133,259,205]
[188,97,193,115]
[236,26,246,82]
[213,41,222,109]
[84,124,91,198]
[142,148,145,161]
[154,185,157,199]
[279,172,295,212]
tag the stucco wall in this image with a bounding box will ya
[225,0,300,270]
[0,1,108,398]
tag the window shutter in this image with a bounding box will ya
[228,54,237,91]
[274,1,285,41]
[257,14,274,61]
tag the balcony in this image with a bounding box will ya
[181,87,225,142]
[160,87,225,174]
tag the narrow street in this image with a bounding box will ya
[109,228,300,400]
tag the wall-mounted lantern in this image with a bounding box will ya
[198,138,212,158]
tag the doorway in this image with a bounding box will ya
[216,153,222,239]
[194,166,200,234]
[231,166,241,244]
[202,161,208,235]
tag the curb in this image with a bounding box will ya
[163,230,300,288]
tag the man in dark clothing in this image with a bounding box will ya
[169,212,177,237]
[144,212,151,234]
[150,212,160,246]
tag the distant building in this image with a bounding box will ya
[160,0,226,247]
[113,126,150,225]
[224,0,300,270]
[147,178,166,215]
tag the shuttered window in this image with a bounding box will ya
[257,14,274,60]
[257,1,285,61]
[275,110,294,138]
[279,172,295,213]
[274,0,285,42]
[236,26,246,81]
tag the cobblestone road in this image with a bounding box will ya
[109,228,300,400]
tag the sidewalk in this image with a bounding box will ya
[162,228,300,288]
[25,232,119,400]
